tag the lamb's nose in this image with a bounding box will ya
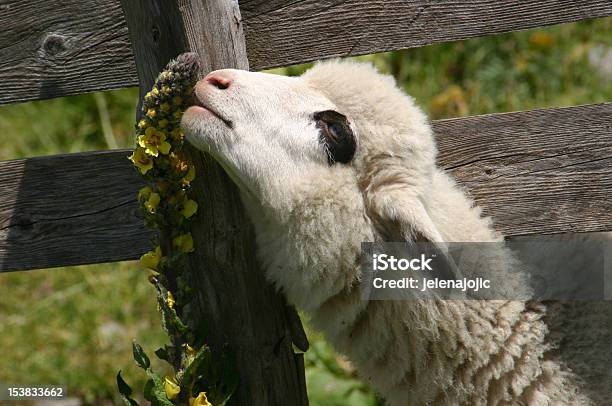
[205,71,232,90]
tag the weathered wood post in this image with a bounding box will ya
[120,1,309,404]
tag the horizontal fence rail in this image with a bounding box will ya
[1,103,610,272]
[1,0,611,104]
[243,0,612,69]
[0,151,152,271]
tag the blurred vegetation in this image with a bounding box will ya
[0,264,170,405]
[0,18,610,405]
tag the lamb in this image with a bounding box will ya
[181,60,592,405]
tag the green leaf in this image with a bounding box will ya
[152,279,188,336]
[218,349,238,405]
[155,346,172,363]
[145,369,175,406]
[116,371,140,406]
[133,341,151,370]
[200,347,238,406]
[143,378,155,401]
[182,345,211,389]
[217,389,235,406]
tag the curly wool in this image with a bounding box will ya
[266,61,590,405]
[183,60,592,405]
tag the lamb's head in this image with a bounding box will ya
[182,61,441,245]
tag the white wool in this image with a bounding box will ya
[182,60,592,405]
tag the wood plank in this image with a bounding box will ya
[243,0,612,70]
[1,103,610,273]
[1,0,610,104]
[119,0,308,404]
[436,103,612,236]
[0,0,138,105]
[0,150,152,270]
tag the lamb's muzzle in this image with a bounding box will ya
[181,60,593,405]
[205,71,232,90]
[190,71,234,128]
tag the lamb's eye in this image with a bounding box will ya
[314,110,356,165]
[327,122,342,141]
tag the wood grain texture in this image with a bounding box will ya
[435,103,612,236]
[1,103,610,273]
[0,0,138,105]
[243,0,612,69]
[506,232,612,405]
[545,300,612,405]
[0,150,152,271]
[1,0,610,104]
[119,0,309,404]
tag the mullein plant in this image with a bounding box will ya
[119,53,236,406]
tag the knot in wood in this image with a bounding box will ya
[42,34,67,56]
[151,26,161,44]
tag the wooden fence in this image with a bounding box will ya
[1,1,611,404]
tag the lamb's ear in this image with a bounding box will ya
[368,193,442,243]
[366,189,443,243]
[366,189,459,282]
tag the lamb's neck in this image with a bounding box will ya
[240,183,371,312]
[317,297,587,405]
[240,195,587,404]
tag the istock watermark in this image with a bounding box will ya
[361,239,611,301]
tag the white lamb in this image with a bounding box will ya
[181,60,591,405]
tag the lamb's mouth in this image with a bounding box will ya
[191,98,233,129]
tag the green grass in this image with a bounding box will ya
[0,18,610,405]
[0,263,169,404]
[0,89,138,161]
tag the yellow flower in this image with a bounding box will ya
[184,344,197,366]
[161,85,172,95]
[160,103,171,113]
[163,376,181,400]
[146,108,157,119]
[173,233,194,253]
[173,110,183,119]
[166,291,175,308]
[129,147,154,175]
[158,119,169,129]
[138,127,171,156]
[185,344,197,358]
[182,166,196,183]
[171,128,184,140]
[140,246,162,270]
[180,199,198,218]
[144,90,158,103]
[138,186,152,200]
[144,192,161,214]
[137,119,148,129]
[170,153,189,173]
[189,392,212,406]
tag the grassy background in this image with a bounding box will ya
[0,18,610,405]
